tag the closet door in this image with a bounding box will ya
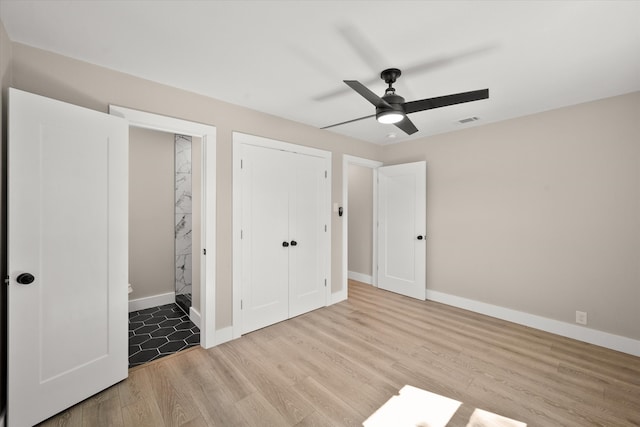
[289,153,327,317]
[241,145,290,333]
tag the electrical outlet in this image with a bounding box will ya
[576,310,588,325]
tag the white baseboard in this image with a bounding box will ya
[128,292,175,313]
[426,289,640,357]
[189,306,201,329]
[331,288,348,305]
[214,326,234,346]
[348,271,373,285]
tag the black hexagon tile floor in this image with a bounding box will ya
[128,303,200,367]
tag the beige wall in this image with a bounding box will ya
[9,42,382,329]
[382,92,640,340]
[128,127,175,299]
[4,35,638,342]
[347,164,373,277]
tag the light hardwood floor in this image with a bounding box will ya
[39,280,640,426]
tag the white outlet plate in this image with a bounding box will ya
[576,310,588,325]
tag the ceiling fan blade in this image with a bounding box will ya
[338,25,387,73]
[313,45,495,102]
[394,116,419,135]
[404,89,489,114]
[401,45,496,77]
[344,80,391,109]
[320,113,376,130]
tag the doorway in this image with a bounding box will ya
[127,128,202,367]
[342,155,382,300]
[109,105,217,348]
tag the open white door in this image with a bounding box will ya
[377,161,426,300]
[8,88,128,426]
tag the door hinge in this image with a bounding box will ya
[324,279,327,287]
[241,159,243,169]
[324,224,327,232]
[324,170,327,178]
[241,230,243,239]
[240,300,243,309]
[5,276,10,285]
[203,248,206,255]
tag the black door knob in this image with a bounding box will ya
[290,240,298,246]
[282,241,289,247]
[16,273,35,285]
[417,235,424,240]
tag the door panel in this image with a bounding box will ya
[8,88,128,426]
[289,153,326,317]
[241,145,289,333]
[378,161,426,300]
[40,126,110,380]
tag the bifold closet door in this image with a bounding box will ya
[241,145,290,333]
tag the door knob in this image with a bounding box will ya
[290,240,298,246]
[16,273,35,285]
[417,235,424,240]
[282,241,289,247]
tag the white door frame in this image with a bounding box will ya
[232,132,332,339]
[109,105,217,349]
[341,155,383,302]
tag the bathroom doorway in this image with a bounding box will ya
[127,128,201,367]
[109,105,217,363]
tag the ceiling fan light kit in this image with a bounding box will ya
[323,67,489,136]
[376,110,405,124]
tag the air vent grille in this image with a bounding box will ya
[458,116,479,124]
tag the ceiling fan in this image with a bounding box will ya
[322,68,489,135]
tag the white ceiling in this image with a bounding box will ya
[1,0,639,145]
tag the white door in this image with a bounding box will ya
[240,145,290,333]
[8,88,128,426]
[289,153,327,317]
[377,161,426,300]
[240,143,328,333]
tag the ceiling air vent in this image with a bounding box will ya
[458,116,479,124]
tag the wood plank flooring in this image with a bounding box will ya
[38,280,640,426]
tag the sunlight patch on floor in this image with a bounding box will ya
[466,408,527,427]
[363,385,527,427]
[363,385,461,427]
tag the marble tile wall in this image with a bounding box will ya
[175,135,192,300]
